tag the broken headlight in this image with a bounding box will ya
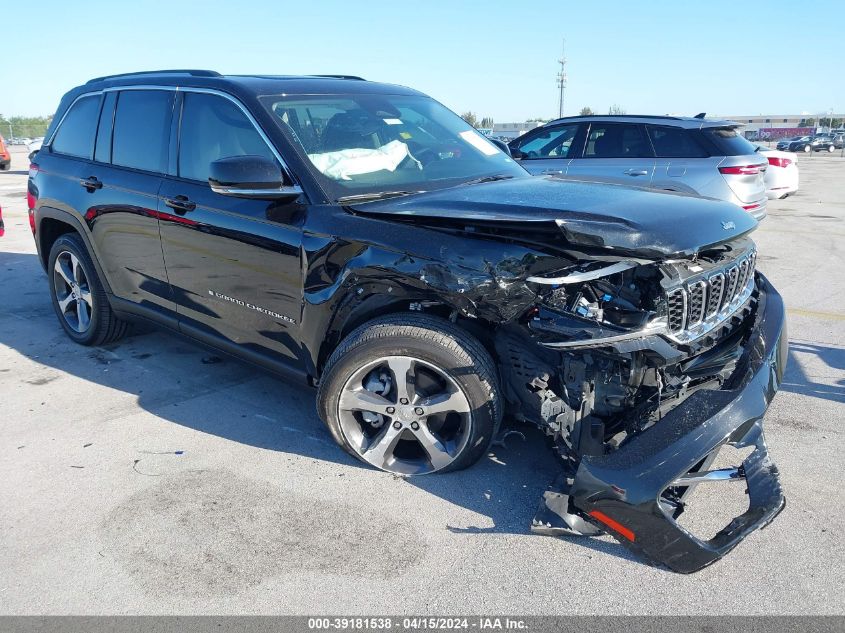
[528,261,661,330]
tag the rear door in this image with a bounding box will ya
[157,90,304,364]
[647,124,712,195]
[566,122,656,185]
[509,122,581,175]
[84,89,176,317]
[38,89,175,317]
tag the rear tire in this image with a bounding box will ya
[317,313,501,475]
[829,145,835,153]
[47,233,128,346]
[804,144,811,153]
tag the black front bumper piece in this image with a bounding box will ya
[533,273,788,573]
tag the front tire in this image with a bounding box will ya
[804,144,812,153]
[829,144,835,153]
[317,313,501,475]
[47,233,128,346]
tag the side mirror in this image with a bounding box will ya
[509,147,525,160]
[209,155,302,200]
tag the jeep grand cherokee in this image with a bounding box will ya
[28,70,787,573]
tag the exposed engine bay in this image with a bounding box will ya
[501,237,757,444]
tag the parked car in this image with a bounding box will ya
[29,70,787,573]
[0,133,11,170]
[0,203,4,236]
[777,136,813,153]
[27,137,43,162]
[810,135,837,152]
[755,144,799,199]
[508,115,768,220]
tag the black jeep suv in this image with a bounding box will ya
[29,70,787,572]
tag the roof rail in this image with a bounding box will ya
[550,114,685,122]
[86,69,221,84]
[313,74,366,81]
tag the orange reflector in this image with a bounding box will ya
[588,510,636,542]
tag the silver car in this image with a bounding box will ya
[509,115,768,220]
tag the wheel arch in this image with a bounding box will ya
[310,285,500,383]
[36,207,113,294]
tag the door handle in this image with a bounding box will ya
[79,176,103,191]
[542,169,564,175]
[624,169,649,176]
[164,195,196,214]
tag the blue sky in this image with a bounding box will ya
[3,0,842,120]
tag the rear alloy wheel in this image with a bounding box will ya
[318,314,500,475]
[47,233,128,345]
[829,145,835,153]
[804,144,811,153]
[53,250,93,334]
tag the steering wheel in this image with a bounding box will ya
[406,141,462,166]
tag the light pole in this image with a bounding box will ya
[556,40,567,118]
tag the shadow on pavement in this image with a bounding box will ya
[783,342,845,404]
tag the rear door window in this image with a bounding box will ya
[112,90,173,173]
[647,126,708,158]
[512,123,580,159]
[698,127,758,156]
[584,123,652,158]
[51,95,101,159]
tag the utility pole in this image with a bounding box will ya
[556,40,567,118]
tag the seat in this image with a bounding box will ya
[321,112,380,151]
[593,130,622,157]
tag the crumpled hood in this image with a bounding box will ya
[352,176,758,259]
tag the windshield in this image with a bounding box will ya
[260,93,526,201]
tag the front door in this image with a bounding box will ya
[510,122,581,176]
[567,122,656,186]
[157,91,304,363]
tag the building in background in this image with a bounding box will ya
[722,114,845,140]
[491,121,544,140]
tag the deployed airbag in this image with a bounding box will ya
[308,140,421,180]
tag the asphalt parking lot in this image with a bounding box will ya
[1,145,843,615]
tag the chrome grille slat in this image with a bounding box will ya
[688,281,707,325]
[667,288,687,332]
[724,265,740,306]
[663,249,756,344]
[737,258,750,295]
[707,273,725,317]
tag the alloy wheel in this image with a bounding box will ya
[53,251,94,333]
[337,355,473,475]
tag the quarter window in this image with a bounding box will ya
[584,124,652,158]
[647,126,708,158]
[178,92,278,182]
[513,124,579,159]
[112,90,173,173]
[51,95,101,159]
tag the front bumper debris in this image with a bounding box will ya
[532,272,787,573]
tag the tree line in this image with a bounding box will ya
[0,114,53,139]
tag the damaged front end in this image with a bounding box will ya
[346,183,785,572]
[494,237,786,573]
